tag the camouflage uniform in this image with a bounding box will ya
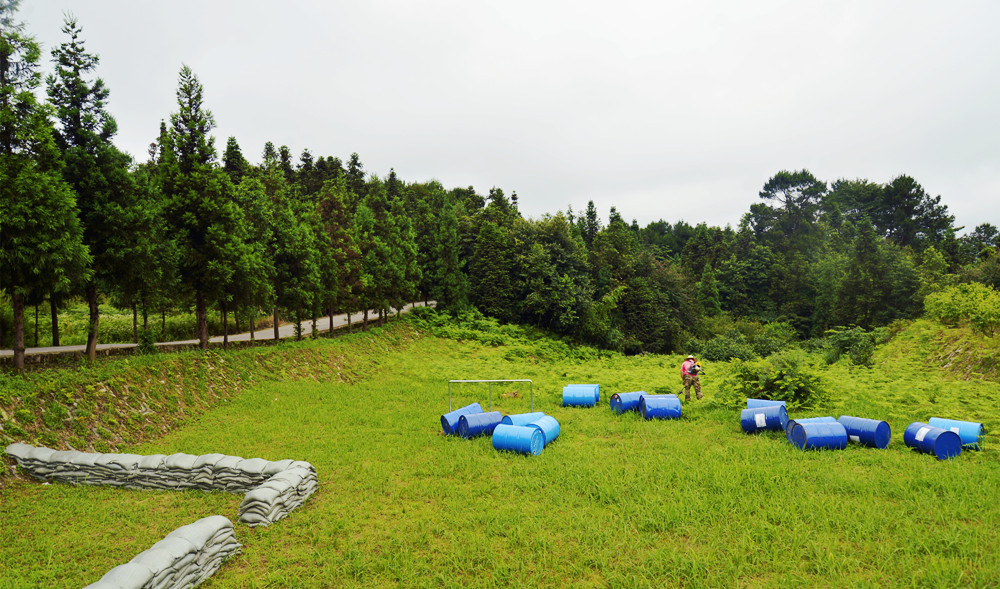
[681,358,703,401]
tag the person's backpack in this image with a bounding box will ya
[687,363,701,375]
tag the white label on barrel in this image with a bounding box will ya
[915,427,932,442]
[754,413,767,428]
[850,435,860,443]
[951,427,961,434]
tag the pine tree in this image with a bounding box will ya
[1,2,90,370]
[222,136,249,185]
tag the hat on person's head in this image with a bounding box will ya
[686,355,695,359]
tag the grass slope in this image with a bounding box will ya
[1,319,998,587]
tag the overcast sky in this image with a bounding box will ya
[19,1,1000,232]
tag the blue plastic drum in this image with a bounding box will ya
[928,417,985,450]
[492,424,545,456]
[610,392,645,413]
[789,421,848,450]
[500,412,546,426]
[838,415,892,449]
[904,422,962,460]
[457,411,503,439]
[746,398,786,409]
[741,405,788,433]
[441,403,483,435]
[563,385,597,407]
[639,395,682,420]
[785,416,838,442]
[527,415,560,446]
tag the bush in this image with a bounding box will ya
[925,282,1000,336]
[718,349,825,409]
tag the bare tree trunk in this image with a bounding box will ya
[311,309,317,338]
[50,293,60,347]
[363,309,368,331]
[347,311,351,329]
[249,308,255,341]
[86,283,99,361]
[329,301,336,334]
[132,303,138,343]
[295,309,303,341]
[273,307,280,341]
[196,290,209,349]
[142,295,149,331]
[13,292,25,372]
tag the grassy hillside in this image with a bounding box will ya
[1,317,997,587]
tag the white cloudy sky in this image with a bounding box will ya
[19,0,1000,231]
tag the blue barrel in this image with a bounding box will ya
[457,411,503,439]
[527,415,560,446]
[741,405,788,433]
[492,424,545,456]
[565,384,599,403]
[441,402,483,435]
[838,415,892,449]
[785,416,838,442]
[904,422,962,460]
[747,398,786,409]
[789,421,848,450]
[500,412,546,426]
[610,392,645,413]
[640,395,682,420]
[928,417,985,450]
[563,385,597,407]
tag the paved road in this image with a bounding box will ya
[0,302,433,357]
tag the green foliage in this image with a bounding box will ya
[136,328,156,355]
[925,282,1000,336]
[821,325,889,366]
[689,316,797,361]
[719,349,825,408]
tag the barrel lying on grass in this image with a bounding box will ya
[457,411,504,439]
[640,394,682,420]
[527,415,560,446]
[492,424,545,456]
[609,391,645,414]
[928,417,985,450]
[785,416,837,442]
[741,404,788,433]
[441,403,483,435]
[838,415,892,449]
[789,421,848,450]
[563,384,599,407]
[747,398,786,409]
[500,412,546,426]
[904,422,962,460]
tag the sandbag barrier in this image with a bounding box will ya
[4,443,317,527]
[84,515,240,589]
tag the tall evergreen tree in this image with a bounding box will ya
[222,136,249,185]
[1,1,90,370]
[47,14,137,360]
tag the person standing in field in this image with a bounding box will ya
[681,354,703,401]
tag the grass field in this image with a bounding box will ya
[1,320,998,587]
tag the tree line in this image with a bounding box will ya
[3,7,999,372]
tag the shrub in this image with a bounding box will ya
[925,282,1000,336]
[718,349,825,408]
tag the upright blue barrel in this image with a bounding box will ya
[785,416,838,442]
[789,421,848,450]
[904,422,962,460]
[747,398,786,409]
[640,395,682,420]
[527,415,560,446]
[838,415,892,449]
[928,417,985,450]
[492,424,545,456]
[500,412,546,426]
[441,403,483,435]
[741,405,788,433]
[563,385,597,407]
[610,392,645,413]
[457,411,503,439]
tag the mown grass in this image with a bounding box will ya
[1,319,998,587]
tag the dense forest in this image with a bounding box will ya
[3,7,999,372]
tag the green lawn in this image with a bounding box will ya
[1,324,998,587]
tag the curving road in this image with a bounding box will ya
[0,302,434,358]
